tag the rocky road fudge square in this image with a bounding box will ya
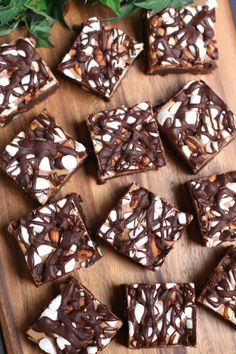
[155,80,236,173]
[197,246,236,327]
[188,171,236,247]
[0,109,87,205]
[8,194,102,285]
[0,37,58,127]
[87,101,166,183]
[146,0,218,75]
[27,276,123,353]
[58,17,144,100]
[98,183,192,270]
[126,283,196,348]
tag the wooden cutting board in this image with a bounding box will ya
[0,1,235,353]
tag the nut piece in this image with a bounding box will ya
[49,229,60,243]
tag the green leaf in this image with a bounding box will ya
[99,0,121,15]
[0,19,21,35]
[24,0,55,22]
[47,0,70,27]
[29,19,53,47]
[135,0,193,12]
[0,0,27,25]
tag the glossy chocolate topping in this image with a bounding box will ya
[98,183,192,270]
[0,38,58,125]
[28,276,123,353]
[58,17,143,99]
[156,80,236,172]
[198,246,236,326]
[8,194,102,285]
[146,4,218,73]
[127,283,196,348]
[87,102,166,182]
[188,171,236,247]
[0,110,87,204]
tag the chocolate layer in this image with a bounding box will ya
[87,101,166,182]
[0,37,58,126]
[8,194,102,285]
[58,17,143,100]
[188,171,236,247]
[27,276,123,353]
[155,80,236,173]
[0,109,87,204]
[146,3,218,75]
[127,283,196,348]
[98,183,192,270]
[197,246,236,327]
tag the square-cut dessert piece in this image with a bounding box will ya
[188,171,236,247]
[0,37,58,126]
[87,101,166,183]
[0,109,87,204]
[126,283,196,348]
[146,1,218,75]
[27,276,123,353]
[58,17,143,100]
[197,246,236,327]
[8,194,102,285]
[98,183,192,270]
[156,80,236,173]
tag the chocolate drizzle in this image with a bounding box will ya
[58,17,143,99]
[127,283,196,348]
[98,183,192,270]
[0,110,87,204]
[28,277,123,352]
[146,5,218,74]
[198,246,236,326]
[0,38,58,125]
[8,194,102,285]
[188,171,236,247]
[87,102,166,182]
[156,80,236,173]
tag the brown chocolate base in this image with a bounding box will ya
[147,64,217,76]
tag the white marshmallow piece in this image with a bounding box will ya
[39,157,52,172]
[134,303,145,324]
[61,155,77,171]
[56,337,71,350]
[39,338,56,354]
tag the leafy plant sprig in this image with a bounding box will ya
[0,0,193,47]
[99,0,193,21]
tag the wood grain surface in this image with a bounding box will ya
[0,1,235,353]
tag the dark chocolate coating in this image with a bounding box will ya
[146,5,218,74]
[188,171,236,247]
[127,283,196,348]
[0,37,58,126]
[58,17,143,100]
[27,276,123,353]
[87,101,166,182]
[156,80,236,173]
[198,246,236,326]
[8,194,102,285]
[98,183,192,270]
[0,109,87,204]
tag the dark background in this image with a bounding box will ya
[0,2,235,354]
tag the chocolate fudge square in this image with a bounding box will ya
[98,183,192,270]
[198,246,236,327]
[126,283,196,348]
[0,109,87,204]
[87,101,166,183]
[188,171,236,247]
[8,194,102,285]
[146,2,218,75]
[156,80,236,173]
[58,17,143,100]
[0,37,58,126]
[27,276,123,353]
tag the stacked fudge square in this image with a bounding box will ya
[0,1,235,354]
